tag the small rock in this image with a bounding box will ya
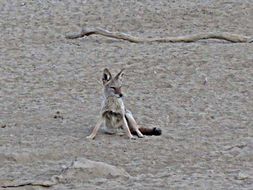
[203,77,208,85]
[236,172,249,180]
[54,111,64,120]
[73,158,130,179]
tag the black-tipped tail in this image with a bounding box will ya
[131,127,162,136]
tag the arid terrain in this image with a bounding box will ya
[0,0,252,189]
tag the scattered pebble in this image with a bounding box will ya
[203,77,208,85]
[236,172,249,180]
[54,111,64,120]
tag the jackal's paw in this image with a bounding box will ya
[152,127,162,136]
[129,135,136,140]
[86,135,95,140]
[137,133,144,138]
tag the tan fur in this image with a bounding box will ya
[86,68,162,139]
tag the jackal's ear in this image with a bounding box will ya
[114,68,125,80]
[102,68,112,84]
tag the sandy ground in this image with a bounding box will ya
[1,0,253,189]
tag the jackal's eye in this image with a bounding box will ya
[110,87,116,90]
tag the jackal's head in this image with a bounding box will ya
[102,68,124,98]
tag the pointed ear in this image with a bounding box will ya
[102,68,112,84]
[114,68,125,80]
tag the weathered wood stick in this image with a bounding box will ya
[66,27,252,43]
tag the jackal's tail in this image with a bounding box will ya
[131,127,162,136]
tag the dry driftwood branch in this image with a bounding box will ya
[66,27,252,43]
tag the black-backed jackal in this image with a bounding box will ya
[86,68,162,139]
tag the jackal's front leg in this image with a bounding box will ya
[86,117,103,139]
[125,112,144,138]
[122,116,135,139]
